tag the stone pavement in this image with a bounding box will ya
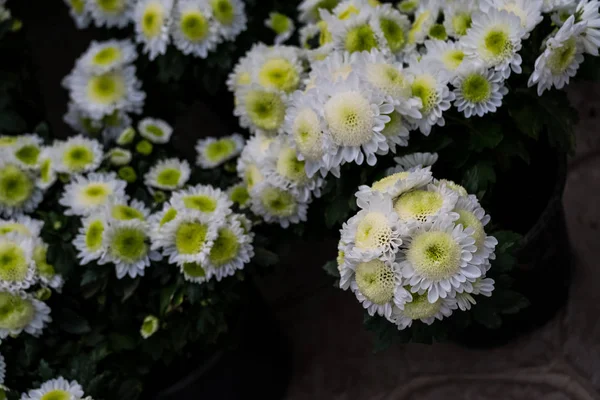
[263,82,600,400]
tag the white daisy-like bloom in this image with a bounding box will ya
[392,292,457,329]
[234,83,288,136]
[59,172,127,216]
[350,259,412,320]
[528,16,586,96]
[32,242,64,292]
[145,158,191,191]
[574,0,600,56]
[73,215,108,264]
[147,201,179,239]
[260,135,325,202]
[399,216,482,303]
[371,3,411,55]
[421,40,469,82]
[37,148,57,191]
[67,66,146,120]
[393,182,459,224]
[336,239,355,290]
[236,133,272,190]
[265,12,295,44]
[133,0,174,60]
[207,0,247,40]
[328,8,387,54]
[250,181,309,228]
[171,0,221,58]
[205,215,254,281]
[330,0,371,20]
[51,136,104,175]
[355,166,433,207]
[137,117,173,144]
[443,0,476,38]
[157,211,218,266]
[103,198,151,222]
[227,182,251,209]
[0,233,36,292]
[319,72,393,167]
[64,0,92,29]
[101,110,134,143]
[170,184,233,221]
[227,53,255,93]
[7,134,44,170]
[0,161,44,218]
[433,178,470,197]
[453,66,509,117]
[63,101,102,137]
[462,9,525,79]
[284,89,338,178]
[86,0,134,28]
[306,50,356,89]
[251,45,304,94]
[298,0,342,23]
[455,276,495,311]
[480,0,543,37]
[405,58,455,135]
[453,195,498,265]
[543,0,575,13]
[0,214,43,238]
[0,290,51,338]
[407,4,439,45]
[393,152,438,171]
[340,193,404,261]
[75,40,138,75]
[100,219,160,279]
[21,377,85,400]
[195,133,244,168]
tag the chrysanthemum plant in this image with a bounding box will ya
[0,116,281,398]
[222,0,600,346]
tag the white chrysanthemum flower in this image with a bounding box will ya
[0,233,36,292]
[480,0,543,37]
[543,0,574,13]
[453,195,498,265]
[330,0,371,20]
[349,259,412,320]
[406,59,454,135]
[251,45,304,94]
[103,198,151,222]
[319,72,393,167]
[462,9,525,79]
[393,152,438,171]
[145,158,191,191]
[64,0,92,29]
[158,212,218,266]
[392,292,457,329]
[67,66,146,120]
[407,5,439,45]
[205,215,254,281]
[0,162,44,218]
[336,239,355,290]
[454,66,508,117]
[171,0,221,58]
[138,117,173,144]
[51,136,104,175]
[234,84,288,136]
[455,276,495,310]
[63,101,103,137]
[195,134,244,168]
[421,40,469,82]
[306,50,355,89]
[341,193,404,261]
[21,377,84,400]
[0,215,43,238]
[0,290,51,338]
[266,12,295,44]
[298,0,341,23]
[575,0,600,55]
[392,182,459,224]
[371,4,410,55]
[106,147,132,166]
[528,16,586,95]
[355,167,433,206]
[32,243,64,291]
[433,178,469,197]
[5,134,43,171]
[260,135,325,202]
[226,42,264,92]
[59,172,127,216]
[208,0,247,40]
[75,40,138,75]
[236,134,271,190]
[378,110,411,152]
[86,0,134,28]
[399,216,482,303]
[443,0,476,38]
[74,215,108,264]
[227,182,251,208]
[250,181,308,228]
[171,184,233,221]
[328,8,387,54]
[37,149,57,190]
[134,0,174,60]
[100,219,160,279]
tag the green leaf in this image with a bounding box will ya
[461,162,496,195]
[122,278,141,302]
[0,109,26,132]
[253,247,279,267]
[472,307,502,329]
[325,195,351,228]
[322,260,340,278]
[468,121,504,151]
[159,284,178,315]
[537,91,578,153]
[493,230,523,252]
[59,309,92,334]
[109,333,137,351]
[37,360,54,381]
[117,379,143,399]
[509,102,543,140]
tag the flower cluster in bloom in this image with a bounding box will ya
[337,153,498,330]
[20,377,93,400]
[62,39,146,143]
[64,0,247,60]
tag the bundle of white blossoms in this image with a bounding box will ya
[62,39,146,143]
[337,153,498,330]
[20,377,94,400]
[64,0,247,60]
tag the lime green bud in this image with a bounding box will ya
[136,140,153,155]
[118,166,137,182]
